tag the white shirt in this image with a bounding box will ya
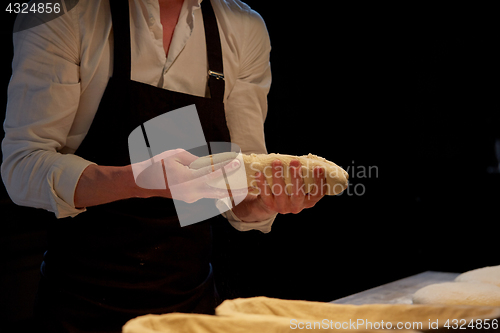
[1,0,276,232]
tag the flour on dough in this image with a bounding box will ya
[242,153,349,195]
[455,265,500,287]
[412,282,500,306]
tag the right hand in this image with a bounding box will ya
[132,148,246,203]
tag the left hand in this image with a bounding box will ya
[231,159,327,222]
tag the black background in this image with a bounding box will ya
[1,1,499,328]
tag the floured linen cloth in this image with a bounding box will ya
[122,296,500,332]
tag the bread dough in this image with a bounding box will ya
[190,152,349,195]
[242,153,349,195]
[455,265,500,287]
[412,282,500,306]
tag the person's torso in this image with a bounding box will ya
[41,0,230,316]
[63,0,257,154]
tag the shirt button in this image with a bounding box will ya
[149,16,155,26]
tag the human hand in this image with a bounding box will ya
[231,159,327,221]
[132,148,246,203]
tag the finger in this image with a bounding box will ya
[172,149,200,165]
[189,152,240,170]
[190,163,216,179]
[168,179,226,202]
[156,149,199,177]
[152,148,188,164]
[289,160,305,213]
[210,152,239,166]
[204,186,249,200]
[204,159,241,181]
[230,189,250,205]
[189,158,240,180]
[201,159,246,201]
[153,148,198,166]
[271,159,288,213]
[172,175,247,201]
[199,186,234,199]
[216,158,241,174]
[255,171,274,209]
[201,180,249,198]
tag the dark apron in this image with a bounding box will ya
[34,0,231,332]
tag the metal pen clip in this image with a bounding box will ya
[208,70,224,80]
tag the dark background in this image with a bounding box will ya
[1,1,498,328]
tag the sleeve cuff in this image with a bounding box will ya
[215,198,277,233]
[49,154,96,219]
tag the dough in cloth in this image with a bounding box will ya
[412,282,500,306]
[123,296,500,333]
[455,265,500,287]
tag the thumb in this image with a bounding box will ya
[153,149,199,166]
[204,159,241,182]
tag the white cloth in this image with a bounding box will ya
[1,0,277,232]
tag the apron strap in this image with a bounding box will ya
[109,0,131,82]
[201,0,225,102]
[109,0,225,102]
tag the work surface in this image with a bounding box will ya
[330,271,460,305]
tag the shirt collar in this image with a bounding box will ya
[189,0,203,10]
[163,0,203,71]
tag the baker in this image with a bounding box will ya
[1,0,328,332]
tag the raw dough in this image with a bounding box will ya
[243,153,349,195]
[190,152,349,195]
[412,282,500,306]
[455,265,500,287]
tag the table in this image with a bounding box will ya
[330,271,459,305]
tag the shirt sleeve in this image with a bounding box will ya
[1,7,94,218]
[221,8,276,232]
[216,198,277,234]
